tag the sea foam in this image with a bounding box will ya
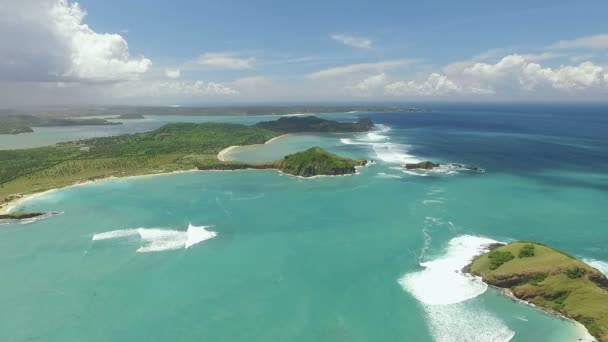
[399,235,498,305]
[92,224,216,253]
[399,235,514,341]
[340,124,420,165]
[584,259,608,276]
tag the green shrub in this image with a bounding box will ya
[488,250,515,270]
[566,267,585,279]
[518,244,535,258]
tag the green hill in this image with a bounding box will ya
[465,242,608,341]
[278,147,366,177]
[255,116,374,133]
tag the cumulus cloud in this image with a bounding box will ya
[331,34,373,49]
[165,69,181,79]
[307,60,412,79]
[551,33,608,50]
[347,73,387,93]
[197,52,255,70]
[0,0,151,82]
[384,54,608,97]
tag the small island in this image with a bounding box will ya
[465,241,608,341]
[278,147,366,177]
[255,116,374,133]
[405,161,439,170]
[116,113,145,119]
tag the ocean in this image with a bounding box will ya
[1,104,607,341]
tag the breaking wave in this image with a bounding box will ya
[340,124,420,164]
[399,235,499,305]
[399,234,514,341]
[92,224,217,253]
[584,258,608,276]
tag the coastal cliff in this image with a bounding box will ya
[465,242,608,341]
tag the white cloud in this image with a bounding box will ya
[331,34,373,49]
[385,73,493,96]
[113,80,239,98]
[165,69,181,79]
[347,73,387,93]
[384,54,608,97]
[551,33,608,50]
[0,0,151,82]
[307,60,413,79]
[197,52,255,70]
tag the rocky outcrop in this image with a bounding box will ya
[0,212,45,220]
[278,147,366,177]
[405,161,439,170]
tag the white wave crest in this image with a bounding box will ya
[399,235,514,342]
[424,304,515,342]
[584,259,608,276]
[399,235,499,305]
[92,224,216,253]
[376,172,402,179]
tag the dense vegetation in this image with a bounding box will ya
[278,147,366,177]
[0,115,120,135]
[116,113,145,119]
[0,123,279,202]
[1,118,371,207]
[255,116,374,133]
[466,242,608,341]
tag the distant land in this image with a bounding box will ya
[465,241,608,341]
[255,116,373,133]
[0,115,120,135]
[0,105,430,119]
[0,116,372,213]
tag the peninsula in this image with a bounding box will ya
[0,116,372,212]
[0,115,120,135]
[465,241,608,341]
[255,116,373,133]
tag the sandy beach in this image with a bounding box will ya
[216,134,288,162]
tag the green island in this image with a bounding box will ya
[465,241,608,341]
[0,115,120,135]
[115,113,145,119]
[255,116,373,133]
[0,116,371,213]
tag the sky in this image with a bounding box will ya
[1,0,608,106]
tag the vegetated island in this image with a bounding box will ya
[464,241,608,341]
[115,113,145,119]
[0,115,121,135]
[255,116,374,133]
[0,116,372,214]
[0,211,45,220]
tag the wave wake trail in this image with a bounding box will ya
[92,224,217,253]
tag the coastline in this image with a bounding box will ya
[216,134,289,162]
[0,169,199,215]
[496,286,596,341]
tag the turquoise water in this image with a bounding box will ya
[1,106,607,341]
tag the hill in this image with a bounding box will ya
[465,241,608,341]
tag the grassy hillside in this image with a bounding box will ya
[0,123,279,202]
[278,147,366,177]
[466,242,608,341]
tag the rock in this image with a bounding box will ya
[405,161,439,170]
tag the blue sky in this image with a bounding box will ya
[1,0,608,105]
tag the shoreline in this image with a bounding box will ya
[216,134,289,162]
[0,169,199,215]
[495,286,596,341]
